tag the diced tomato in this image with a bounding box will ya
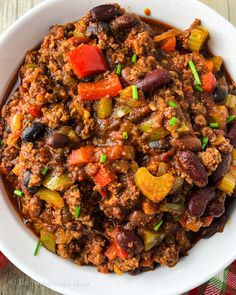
[78,74,122,100]
[114,239,128,260]
[68,147,94,165]
[201,72,217,93]
[27,105,42,118]
[67,45,108,79]
[93,166,115,187]
[161,37,176,52]
[205,59,214,72]
[105,242,117,260]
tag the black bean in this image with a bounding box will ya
[24,170,39,193]
[47,133,69,148]
[188,186,216,217]
[136,69,172,93]
[129,211,154,226]
[211,153,232,182]
[228,122,236,148]
[176,151,208,187]
[21,122,46,142]
[213,76,228,102]
[200,214,227,238]
[90,4,121,22]
[116,229,144,254]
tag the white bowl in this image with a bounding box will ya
[0,0,236,294]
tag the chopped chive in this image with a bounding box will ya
[227,115,236,124]
[0,139,3,146]
[122,131,129,140]
[34,240,41,256]
[74,205,81,219]
[169,100,177,109]
[14,189,24,197]
[23,219,28,225]
[153,220,163,231]
[100,154,107,163]
[132,85,139,100]
[188,60,202,86]
[116,63,122,76]
[132,54,137,63]
[201,137,209,150]
[169,116,178,126]
[194,84,203,92]
[41,166,49,176]
[209,122,220,129]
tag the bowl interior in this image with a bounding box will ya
[0,1,236,295]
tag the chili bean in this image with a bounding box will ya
[227,122,236,148]
[28,196,44,219]
[90,4,121,22]
[24,170,39,193]
[200,214,227,239]
[116,229,144,254]
[21,122,46,142]
[188,186,216,217]
[176,151,208,187]
[129,210,154,226]
[171,135,202,152]
[213,76,228,102]
[205,198,225,218]
[211,153,232,182]
[136,69,172,93]
[47,133,69,148]
[111,13,140,32]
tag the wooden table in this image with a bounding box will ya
[0,0,235,294]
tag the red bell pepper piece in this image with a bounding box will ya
[67,45,108,79]
[78,74,122,100]
[161,37,176,52]
[201,72,217,93]
[93,166,114,187]
[114,239,128,260]
[100,191,107,198]
[68,146,94,165]
[27,105,42,118]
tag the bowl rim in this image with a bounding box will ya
[0,1,236,295]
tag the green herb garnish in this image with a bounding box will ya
[132,54,137,63]
[153,220,163,231]
[189,60,202,86]
[227,115,236,124]
[169,116,178,126]
[100,154,107,163]
[201,137,209,150]
[132,85,139,100]
[122,131,129,140]
[194,85,203,92]
[41,166,49,176]
[116,63,122,76]
[74,205,81,219]
[209,122,220,129]
[0,139,3,146]
[14,189,24,197]
[34,240,41,256]
[169,100,177,109]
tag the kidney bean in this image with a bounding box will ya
[188,186,216,217]
[176,151,208,187]
[200,214,227,239]
[205,199,225,218]
[111,13,140,32]
[90,4,121,22]
[171,135,202,152]
[47,133,69,148]
[213,76,228,102]
[129,210,154,226]
[227,122,236,148]
[21,122,46,142]
[24,170,39,193]
[136,69,172,93]
[211,153,232,182]
[28,196,44,219]
[116,229,144,254]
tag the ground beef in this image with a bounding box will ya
[199,147,222,172]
